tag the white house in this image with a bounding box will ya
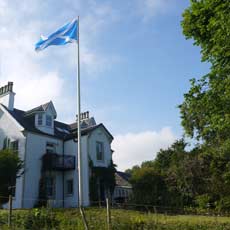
[113,171,132,203]
[0,82,114,209]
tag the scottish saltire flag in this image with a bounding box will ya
[35,18,78,51]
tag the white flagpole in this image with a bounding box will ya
[77,16,89,230]
[77,15,82,208]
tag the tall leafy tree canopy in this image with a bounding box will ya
[180,0,230,144]
[127,1,230,211]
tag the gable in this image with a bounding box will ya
[0,105,25,148]
[45,101,57,119]
[0,104,24,132]
[95,125,113,142]
[24,101,57,119]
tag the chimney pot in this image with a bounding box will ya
[0,82,15,111]
[8,82,13,92]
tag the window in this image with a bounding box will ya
[11,186,16,197]
[46,115,52,127]
[46,177,55,197]
[2,138,18,154]
[3,137,10,149]
[119,189,122,197]
[38,114,43,125]
[96,142,104,161]
[10,140,18,154]
[66,179,73,195]
[46,142,56,153]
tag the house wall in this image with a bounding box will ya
[22,132,63,208]
[0,104,113,209]
[113,186,132,200]
[64,135,89,207]
[63,139,78,207]
[88,127,113,168]
[0,92,15,111]
[0,106,26,208]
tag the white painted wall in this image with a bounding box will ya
[113,186,132,199]
[64,135,89,207]
[64,139,79,207]
[0,105,25,209]
[23,133,91,208]
[0,104,113,209]
[23,132,63,208]
[0,92,15,111]
[88,127,113,168]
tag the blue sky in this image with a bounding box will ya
[0,0,210,170]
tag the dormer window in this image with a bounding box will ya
[46,115,52,127]
[38,114,43,125]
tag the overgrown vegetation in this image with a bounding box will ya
[0,149,23,206]
[89,159,116,202]
[1,208,230,230]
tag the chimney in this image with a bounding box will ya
[76,111,90,121]
[0,82,15,111]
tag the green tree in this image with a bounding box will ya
[128,140,212,208]
[180,0,230,210]
[180,0,230,143]
[182,0,230,67]
[130,166,169,206]
[0,149,23,205]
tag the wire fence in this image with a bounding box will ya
[1,195,230,216]
[0,196,230,229]
[91,201,230,217]
[1,195,230,229]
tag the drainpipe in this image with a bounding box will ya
[21,131,28,208]
[62,140,65,208]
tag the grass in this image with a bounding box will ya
[1,207,230,229]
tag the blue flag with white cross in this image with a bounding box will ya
[35,18,78,52]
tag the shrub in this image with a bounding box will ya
[23,208,59,230]
[195,194,211,209]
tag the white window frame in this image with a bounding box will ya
[66,179,74,196]
[38,114,43,126]
[10,140,19,154]
[46,115,52,127]
[96,141,104,161]
[3,137,10,149]
[46,177,55,198]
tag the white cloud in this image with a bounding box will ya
[112,127,176,171]
[137,0,172,21]
[0,18,63,110]
[0,0,120,122]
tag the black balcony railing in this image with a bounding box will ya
[42,153,75,171]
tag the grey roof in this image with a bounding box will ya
[69,117,96,130]
[64,123,113,141]
[25,102,51,115]
[1,104,113,141]
[24,101,57,119]
[115,171,132,187]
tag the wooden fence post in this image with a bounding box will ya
[106,196,111,230]
[8,195,12,228]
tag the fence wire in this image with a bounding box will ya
[1,194,230,230]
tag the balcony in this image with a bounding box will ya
[42,153,75,171]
